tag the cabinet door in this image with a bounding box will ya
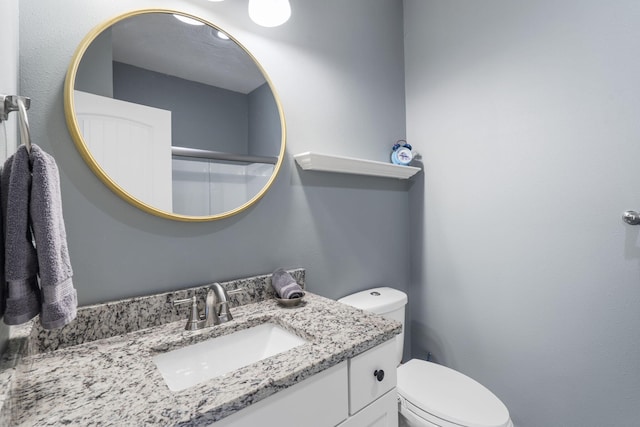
[338,389,398,427]
[348,339,397,414]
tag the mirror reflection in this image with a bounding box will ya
[66,10,285,221]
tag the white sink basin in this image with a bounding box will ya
[153,322,308,391]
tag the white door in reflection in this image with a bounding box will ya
[74,90,172,212]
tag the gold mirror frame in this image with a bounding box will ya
[64,9,286,222]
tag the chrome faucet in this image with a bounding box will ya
[174,283,237,330]
[205,283,234,327]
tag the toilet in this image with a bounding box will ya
[338,287,513,427]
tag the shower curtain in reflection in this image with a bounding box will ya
[172,158,274,216]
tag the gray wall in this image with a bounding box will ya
[0,0,19,353]
[405,0,640,426]
[113,62,249,154]
[75,29,113,98]
[248,83,280,158]
[18,0,409,319]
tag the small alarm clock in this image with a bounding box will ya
[391,140,413,166]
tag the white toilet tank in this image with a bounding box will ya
[338,287,408,365]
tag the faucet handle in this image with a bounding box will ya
[205,289,220,327]
[173,296,205,330]
[217,300,233,322]
[215,287,234,322]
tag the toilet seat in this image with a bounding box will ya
[397,359,512,427]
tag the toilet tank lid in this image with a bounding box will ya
[337,287,407,314]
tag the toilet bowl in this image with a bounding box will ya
[397,359,512,427]
[338,287,513,427]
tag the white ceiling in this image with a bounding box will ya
[111,13,266,94]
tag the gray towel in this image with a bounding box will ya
[271,268,304,299]
[1,146,41,325]
[29,144,77,329]
[0,165,4,317]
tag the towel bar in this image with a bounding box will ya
[0,94,31,122]
[1,94,32,153]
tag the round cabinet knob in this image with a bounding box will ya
[374,369,385,382]
[623,210,640,225]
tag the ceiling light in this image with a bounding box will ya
[248,0,291,27]
[173,14,205,26]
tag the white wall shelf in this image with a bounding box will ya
[293,152,420,180]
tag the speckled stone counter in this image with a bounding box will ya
[0,270,401,426]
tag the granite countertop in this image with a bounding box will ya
[1,273,401,426]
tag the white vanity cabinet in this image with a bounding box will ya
[213,362,349,427]
[214,339,397,427]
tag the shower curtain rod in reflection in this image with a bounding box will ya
[171,146,278,165]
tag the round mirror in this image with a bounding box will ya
[64,9,286,222]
